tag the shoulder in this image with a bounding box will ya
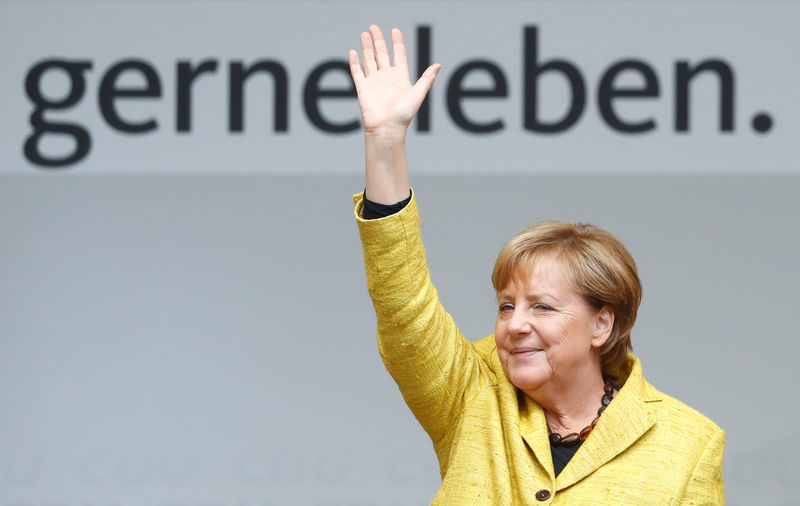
[649,387,723,436]
[645,383,726,472]
[636,372,727,503]
[622,354,724,454]
[628,359,725,476]
[631,361,723,438]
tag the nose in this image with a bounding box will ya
[507,307,532,336]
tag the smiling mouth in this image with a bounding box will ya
[511,348,541,355]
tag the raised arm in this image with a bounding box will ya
[350,27,495,451]
[348,25,441,204]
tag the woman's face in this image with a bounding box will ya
[494,255,613,395]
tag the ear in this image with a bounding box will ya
[591,305,615,348]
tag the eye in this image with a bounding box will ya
[534,304,553,311]
[498,303,514,313]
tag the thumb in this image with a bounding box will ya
[409,63,442,109]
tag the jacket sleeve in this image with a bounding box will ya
[354,190,486,444]
[681,427,726,505]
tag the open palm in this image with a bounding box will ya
[349,26,441,138]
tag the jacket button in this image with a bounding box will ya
[535,489,551,501]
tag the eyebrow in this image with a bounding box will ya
[496,289,558,301]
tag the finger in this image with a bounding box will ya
[391,28,409,78]
[348,49,364,88]
[369,24,391,70]
[410,63,442,109]
[361,31,377,76]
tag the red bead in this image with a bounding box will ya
[579,426,593,439]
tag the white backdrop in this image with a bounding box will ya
[2,1,799,505]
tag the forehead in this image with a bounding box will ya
[502,253,574,293]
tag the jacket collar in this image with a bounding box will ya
[515,353,660,489]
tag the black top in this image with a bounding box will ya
[550,440,582,476]
[363,190,576,477]
[361,190,412,219]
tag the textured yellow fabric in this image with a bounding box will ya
[354,191,725,505]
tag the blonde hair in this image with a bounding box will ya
[491,221,642,374]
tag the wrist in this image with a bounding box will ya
[363,126,407,147]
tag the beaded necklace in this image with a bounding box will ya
[547,377,620,446]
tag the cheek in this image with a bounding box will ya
[494,334,505,357]
[494,320,505,344]
[494,330,508,363]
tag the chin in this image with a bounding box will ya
[506,367,550,392]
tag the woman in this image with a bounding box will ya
[349,25,724,504]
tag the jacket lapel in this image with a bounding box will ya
[555,354,659,490]
[518,390,556,481]
[486,345,557,482]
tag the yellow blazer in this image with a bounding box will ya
[354,192,725,505]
